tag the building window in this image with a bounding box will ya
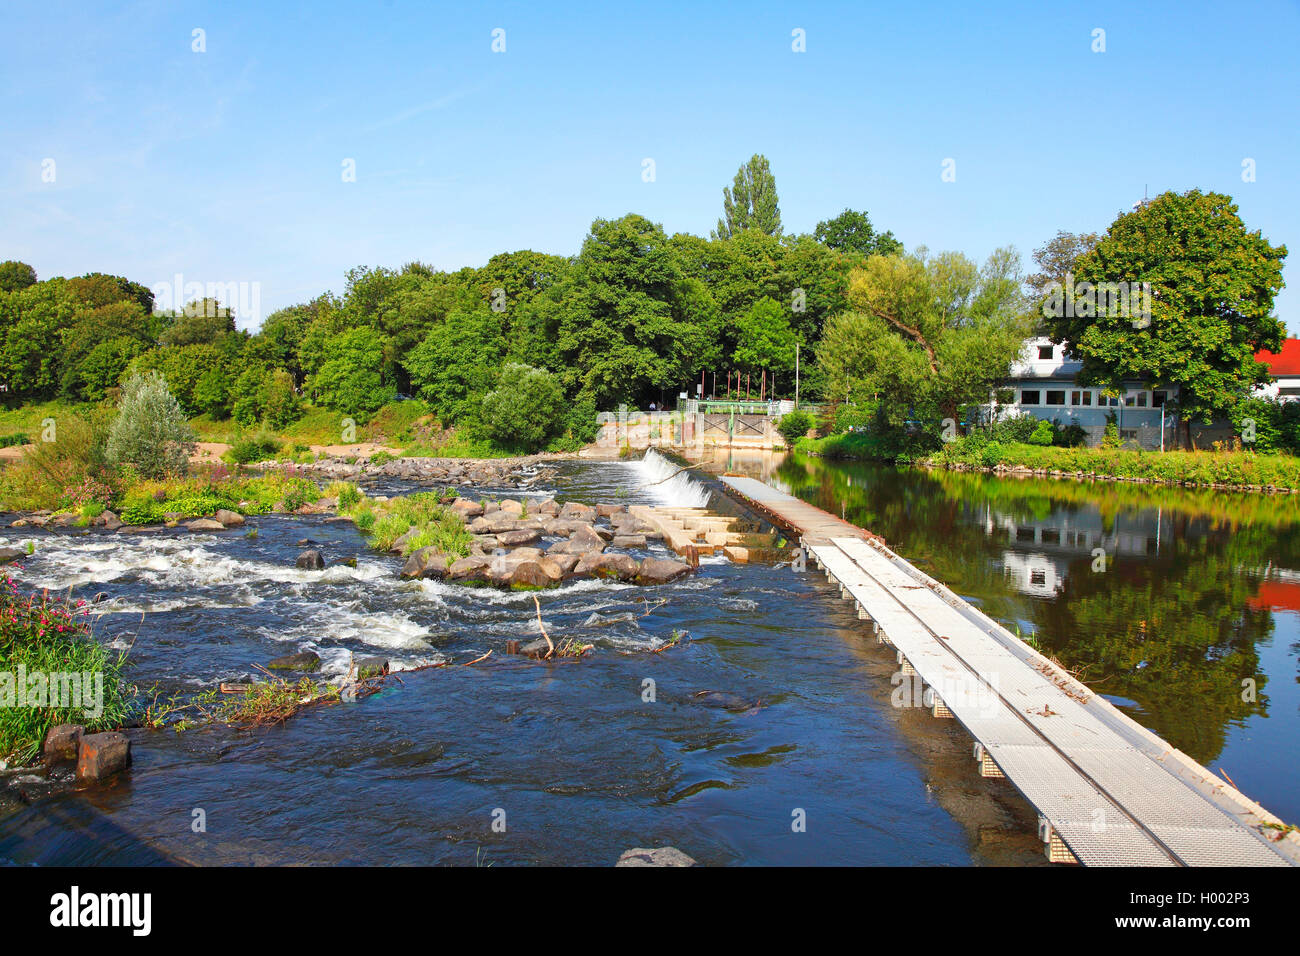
[1030,570,1046,586]
[1021,389,1040,405]
[1124,393,1136,407]
[1041,529,1060,545]
[1153,390,1167,408]
[1120,428,1138,439]
[1037,345,1054,360]
[1046,390,1066,405]
[1136,392,1148,407]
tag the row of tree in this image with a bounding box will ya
[1,161,1287,453]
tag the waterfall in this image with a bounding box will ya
[635,449,713,508]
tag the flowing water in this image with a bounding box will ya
[0,453,1046,866]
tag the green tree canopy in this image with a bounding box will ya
[817,248,1032,428]
[1044,190,1287,429]
[713,154,782,239]
[813,209,902,257]
[0,261,37,293]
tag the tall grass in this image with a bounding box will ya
[363,491,472,556]
[0,577,132,763]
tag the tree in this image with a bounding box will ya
[1042,190,1287,434]
[543,214,720,407]
[817,248,1033,430]
[311,326,392,416]
[813,209,902,257]
[0,261,37,293]
[479,363,565,451]
[406,310,506,422]
[1026,230,1101,303]
[713,154,782,239]
[733,296,798,385]
[158,298,236,346]
[105,371,197,478]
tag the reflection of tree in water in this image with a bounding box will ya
[1035,546,1269,765]
[776,453,1286,765]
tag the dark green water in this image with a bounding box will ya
[719,451,1300,825]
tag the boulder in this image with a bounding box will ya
[486,514,522,534]
[519,637,553,658]
[468,517,494,534]
[185,518,225,531]
[0,547,24,565]
[451,498,484,518]
[401,547,449,580]
[548,553,580,576]
[498,499,523,515]
[447,556,492,583]
[559,501,597,522]
[611,534,647,549]
[267,650,322,672]
[99,510,123,531]
[43,723,84,761]
[214,509,245,527]
[389,526,419,554]
[497,529,540,547]
[596,504,625,518]
[536,499,560,515]
[296,549,326,570]
[615,847,697,867]
[573,551,639,582]
[508,560,563,589]
[76,731,132,783]
[636,556,692,585]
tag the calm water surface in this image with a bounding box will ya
[708,450,1300,825]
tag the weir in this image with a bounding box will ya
[718,473,1300,867]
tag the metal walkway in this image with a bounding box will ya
[719,475,1298,866]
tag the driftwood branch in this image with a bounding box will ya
[533,594,555,659]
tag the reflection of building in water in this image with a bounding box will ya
[1249,570,1300,613]
[977,504,1170,597]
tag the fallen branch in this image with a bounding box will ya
[464,649,493,666]
[533,594,555,659]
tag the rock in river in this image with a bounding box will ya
[615,847,697,867]
[635,556,692,585]
[296,549,326,570]
[268,650,322,672]
[76,731,132,783]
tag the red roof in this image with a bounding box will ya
[1256,339,1300,376]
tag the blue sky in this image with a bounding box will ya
[3,0,1298,332]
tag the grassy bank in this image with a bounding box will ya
[344,487,473,557]
[925,440,1300,490]
[0,577,132,763]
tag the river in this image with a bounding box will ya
[4,449,1290,865]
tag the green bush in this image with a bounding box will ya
[479,363,565,452]
[0,432,29,448]
[778,410,814,447]
[228,434,281,464]
[105,371,197,479]
[1028,420,1055,446]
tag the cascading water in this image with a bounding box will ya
[634,448,713,508]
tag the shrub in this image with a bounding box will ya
[105,371,197,479]
[778,410,814,447]
[0,433,29,448]
[1028,420,1055,446]
[228,434,281,464]
[0,410,115,511]
[479,363,565,452]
